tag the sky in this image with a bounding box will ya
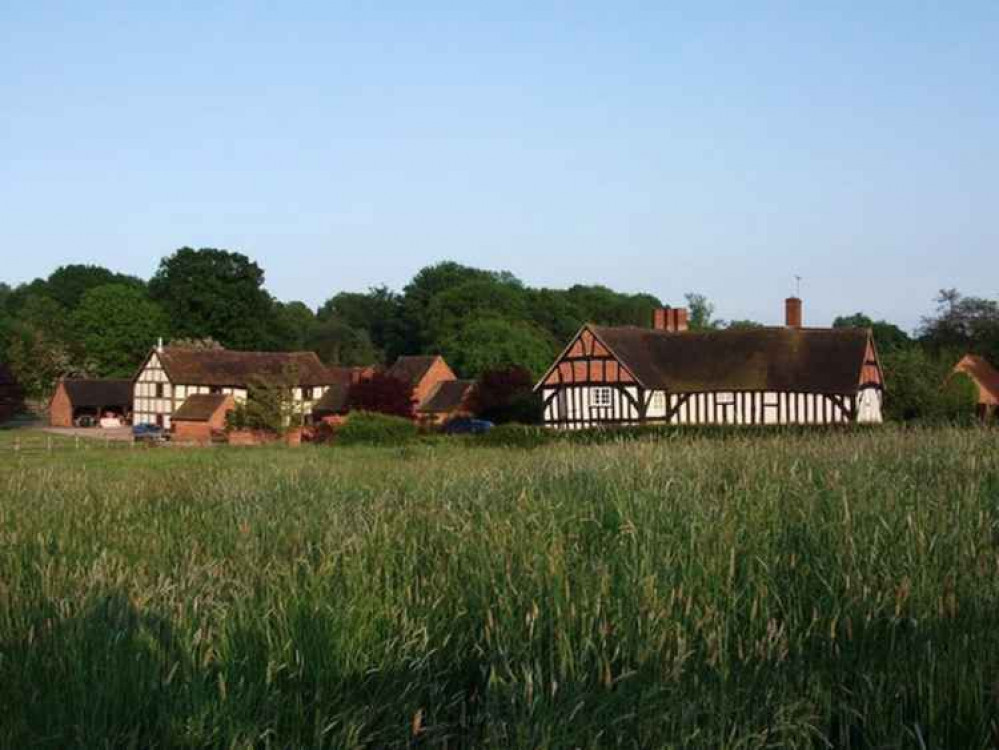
[2,2,996,331]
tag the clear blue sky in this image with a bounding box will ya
[2,2,996,331]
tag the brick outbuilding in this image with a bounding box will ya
[49,379,133,427]
[171,393,235,444]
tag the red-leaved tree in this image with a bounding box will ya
[470,365,541,424]
[348,372,415,419]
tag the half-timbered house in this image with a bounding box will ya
[132,344,342,429]
[535,298,884,429]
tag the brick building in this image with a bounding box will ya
[49,379,133,427]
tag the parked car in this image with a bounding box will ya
[443,417,494,435]
[132,423,167,443]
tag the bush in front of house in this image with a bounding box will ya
[335,411,420,446]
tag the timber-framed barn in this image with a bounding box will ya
[535,297,884,429]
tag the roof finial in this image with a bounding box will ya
[794,274,802,298]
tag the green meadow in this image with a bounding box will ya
[1,427,998,748]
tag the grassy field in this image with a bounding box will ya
[1,427,998,749]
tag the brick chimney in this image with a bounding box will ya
[652,307,689,333]
[785,297,802,328]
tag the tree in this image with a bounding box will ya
[727,319,764,330]
[563,285,663,327]
[920,289,999,363]
[425,279,530,344]
[470,366,542,424]
[833,312,911,353]
[318,286,404,358]
[228,367,307,434]
[71,285,170,377]
[148,247,277,349]
[685,293,722,331]
[441,318,556,379]
[169,337,224,349]
[881,346,978,422]
[269,301,318,351]
[307,317,378,366]
[401,262,518,351]
[44,265,145,309]
[5,321,82,399]
[348,372,415,418]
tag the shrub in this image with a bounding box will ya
[470,366,542,424]
[336,411,419,446]
[348,373,415,419]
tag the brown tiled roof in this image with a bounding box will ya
[173,393,232,422]
[387,356,440,387]
[587,325,872,395]
[155,348,337,387]
[61,379,133,407]
[953,354,999,404]
[418,380,475,413]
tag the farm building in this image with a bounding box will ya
[951,354,999,421]
[49,378,133,427]
[171,393,236,444]
[535,297,884,429]
[416,379,476,424]
[386,355,476,422]
[0,364,24,423]
[132,344,343,429]
[311,366,375,422]
[387,355,458,407]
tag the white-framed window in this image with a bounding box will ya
[764,392,779,406]
[651,392,666,410]
[716,392,735,405]
[591,387,613,407]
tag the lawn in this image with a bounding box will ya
[1,426,997,748]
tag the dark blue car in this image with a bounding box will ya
[132,423,166,442]
[443,418,494,435]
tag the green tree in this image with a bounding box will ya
[563,285,662,327]
[269,301,317,351]
[72,285,169,377]
[45,265,145,309]
[149,247,277,349]
[833,312,911,352]
[685,292,722,331]
[426,279,530,344]
[318,286,403,359]
[307,317,378,366]
[881,346,977,422]
[920,289,999,363]
[727,319,764,330]
[401,262,517,351]
[441,318,555,379]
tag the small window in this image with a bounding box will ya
[210,386,222,394]
[155,383,164,398]
[764,393,779,406]
[302,387,313,400]
[592,387,613,407]
[651,392,666,410]
[716,392,735,405]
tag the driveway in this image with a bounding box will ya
[40,426,135,442]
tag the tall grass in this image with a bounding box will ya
[1,427,998,748]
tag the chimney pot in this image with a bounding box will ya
[785,297,802,328]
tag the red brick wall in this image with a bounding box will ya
[413,358,457,407]
[173,421,212,444]
[49,383,74,427]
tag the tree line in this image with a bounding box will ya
[1,246,996,422]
